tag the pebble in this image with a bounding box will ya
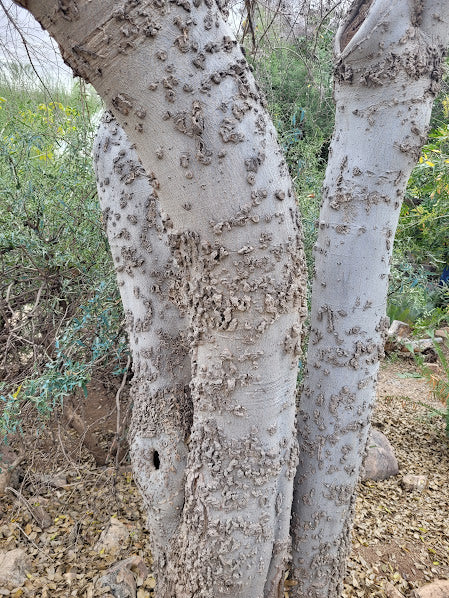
[401,474,428,492]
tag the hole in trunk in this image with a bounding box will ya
[153,450,160,470]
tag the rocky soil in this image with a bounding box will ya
[0,358,448,597]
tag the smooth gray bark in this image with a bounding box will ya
[290,1,449,596]
[16,1,307,596]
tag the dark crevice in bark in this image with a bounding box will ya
[340,0,374,51]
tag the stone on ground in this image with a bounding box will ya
[94,518,129,554]
[27,495,52,529]
[411,580,449,598]
[388,320,412,339]
[98,556,149,598]
[361,428,399,481]
[0,548,32,589]
[384,582,405,598]
[434,327,449,340]
[0,447,23,496]
[34,472,67,489]
[401,474,428,492]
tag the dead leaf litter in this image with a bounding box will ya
[0,359,448,597]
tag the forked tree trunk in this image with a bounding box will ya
[16,1,307,596]
[290,2,449,596]
[13,0,448,595]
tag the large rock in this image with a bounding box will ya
[94,518,129,555]
[0,549,32,589]
[98,556,148,598]
[361,428,399,482]
[411,580,449,598]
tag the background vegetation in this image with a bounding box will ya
[0,68,127,434]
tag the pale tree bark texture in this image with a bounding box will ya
[11,0,449,596]
[290,1,449,597]
[15,1,307,596]
[93,114,193,596]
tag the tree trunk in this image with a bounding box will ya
[16,1,307,595]
[290,2,449,596]
[93,114,192,595]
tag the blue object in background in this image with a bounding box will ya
[439,265,449,285]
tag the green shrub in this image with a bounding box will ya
[0,71,127,434]
[389,120,449,325]
[246,18,334,282]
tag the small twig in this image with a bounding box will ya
[311,0,346,56]
[9,283,45,334]
[6,485,44,527]
[5,283,15,316]
[108,355,131,466]
[0,0,55,99]
[64,402,108,466]
[6,450,26,473]
[57,422,82,477]
[254,0,282,55]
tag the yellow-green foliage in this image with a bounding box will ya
[0,76,127,434]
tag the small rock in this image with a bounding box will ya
[361,429,399,482]
[434,327,449,340]
[98,556,149,598]
[404,338,442,354]
[95,518,129,554]
[411,579,449,597]
[100,567,135,598]
[384,582,405,598]
[415,338,442,351]
[0,447,24,496]
[388,320,412,339]
[0,549,32,589]
[35,472,67,488]
[425,363,441,373]
[401,474,428,492]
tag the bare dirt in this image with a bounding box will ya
[0,357,448,597]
